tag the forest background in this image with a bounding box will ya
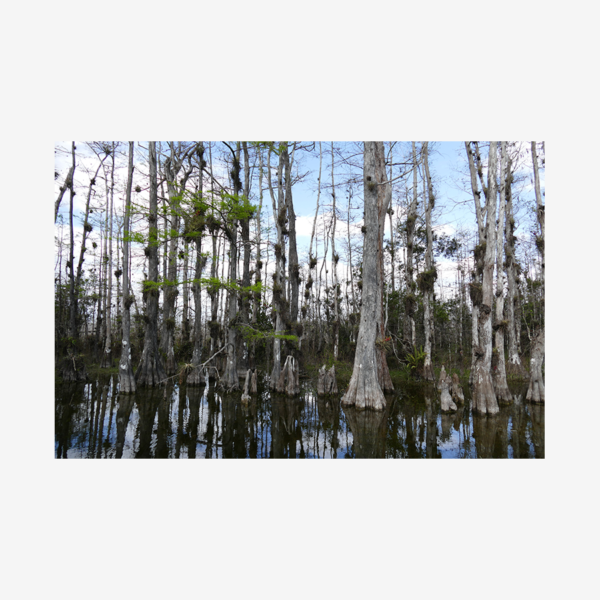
[3,2,597,600]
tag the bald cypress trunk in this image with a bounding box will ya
[493,141,512,402]
[471,142,499,415]
[269,145,286,389]
[222,144,241,390]
[374,142,394,392]
[101,146,115,368]
[421,142,435,381]
[62,142,87,382]
[285,143,299,335]
[119,142,136,393]
[330,142,340,360]
[341,142,388,411]
[188,143,208,386]
[404,142,419,348]
[465,142,487,387]
[526,141,545,403]
[504,155,527,378]
[135,142,167,387]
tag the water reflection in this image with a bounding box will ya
[55,379,544,459]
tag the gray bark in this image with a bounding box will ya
[374,142,394,392]
[341,142,388,411]
[421,142,435,381]
[504,154,527,377]
[285,143,300,331]
[451,373,465,404]
[317,365,338,396]
[101,146,116,368]
[330,142,339,359]
[119,142,136,393]
[493,141,512,402]
[440,371,457,413]
[471,142,499,415]
[135,142,167,387]
[187,143,208,386]
[527,141,545,402]
[276,355,300,396]
[222,143,241,390]
[55,165,74,223]
[269,145,286,388]
[404,142,419,348]
[526,330,545,403]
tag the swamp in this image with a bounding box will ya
[55,375,543,459]
[55,141,545,458]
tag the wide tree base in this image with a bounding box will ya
[342,363,386,412]
[494,378,513,404]
[187,366,207,386]
[135,351,167,387]
[471,364,499,415]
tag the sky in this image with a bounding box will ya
[54,141,544,308]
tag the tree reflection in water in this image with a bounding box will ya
[55,379,544,459]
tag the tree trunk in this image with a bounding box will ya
[493,141,512,402]
[269,145,287,389]
[285,143,300,333]
[465,142,487,386]
[504,154,527,377]
[526,329,545,403]
[222,144,241,390]
[341,142,388,411]
[330,142,340,360]
[62,142,87,382]
[471,142,499,415]
[119,141,136,393]
[404,142,419,348]
[239,141,252,369]
[421,142,435,381]
[527,141,545,402]
[135,142,167,387]
[374,142,394,392]
[55,165,74,223]
[101,146,115,368]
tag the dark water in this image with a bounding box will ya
[55,376,544,459]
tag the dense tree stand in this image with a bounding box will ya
[342,142,388,412]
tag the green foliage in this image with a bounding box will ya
[406,346,426,372]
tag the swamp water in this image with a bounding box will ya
[55,376,543,459]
